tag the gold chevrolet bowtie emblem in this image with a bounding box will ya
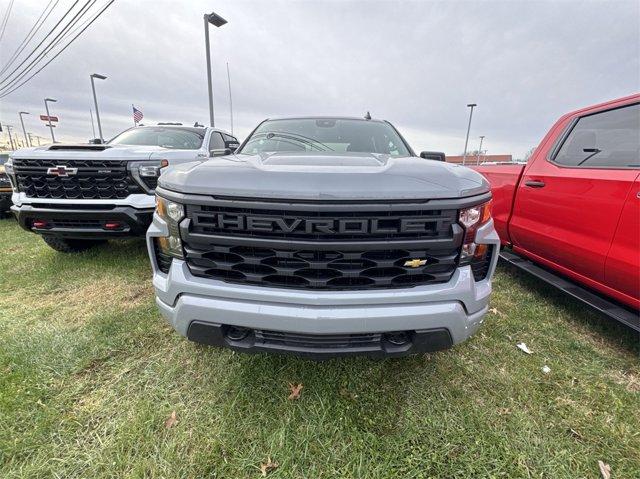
[404,259,427,268]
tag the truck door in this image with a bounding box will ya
[510,102,639,284]
[605,173,640,307]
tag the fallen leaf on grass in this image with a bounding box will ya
[489,307,503,316]
[542,365,551,374]
[516,342,532,354]
[260,457,278,476]
[598,460,611,479]
[164,410,178,429]
[567,428,583,440]
[288,383,303,400]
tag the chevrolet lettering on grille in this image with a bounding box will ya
[208,214,435,235]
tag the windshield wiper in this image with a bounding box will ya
[251,131,334,151]
[577,148,602,166]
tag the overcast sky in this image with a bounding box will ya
[0,0,638,157]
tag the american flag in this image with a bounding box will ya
[133,105,143,123]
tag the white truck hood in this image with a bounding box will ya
[10,144,208,162]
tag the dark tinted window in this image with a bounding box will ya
[208,132,225,150]
[109,127,204,149]
[239,118,411,156]
[554,103,639,168]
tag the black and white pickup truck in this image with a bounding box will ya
[6,125,238,252]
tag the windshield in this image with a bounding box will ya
[109,127,204,149]
[238,118,411,156]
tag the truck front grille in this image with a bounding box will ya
[255,330,382,350]
[181,199,463,290]
[12,158,144,199]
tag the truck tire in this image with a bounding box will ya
[42,236,105,253]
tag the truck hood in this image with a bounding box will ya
[9,144,205,161]
[159,151,490,200]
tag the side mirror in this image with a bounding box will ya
[225,140,239,153]
[210,148,232,157]
[420,151,446,162]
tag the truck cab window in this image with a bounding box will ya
[553,103,639,168]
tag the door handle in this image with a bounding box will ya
[525,180,546,188]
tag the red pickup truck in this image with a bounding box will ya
[473,93,639,331]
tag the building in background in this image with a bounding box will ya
[446,154,513,165]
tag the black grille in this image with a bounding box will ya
[255,330,382,349]
[154,239,173,274]
[471,245,494,281]
[184,244,459,289]
[141,176,158,190]
[181,200,463,290]
[13,158,144,199]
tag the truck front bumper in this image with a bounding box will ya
[11,193,155,239]
[148,216,500,359]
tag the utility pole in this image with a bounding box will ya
[476,136,485,165]
[226,62,233,135]
[462,103,477,166]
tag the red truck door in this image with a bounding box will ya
[605,173,640,307]
[510,102,639,290]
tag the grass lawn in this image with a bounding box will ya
[0,217,638,478]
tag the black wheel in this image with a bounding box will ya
[42,236,105,253]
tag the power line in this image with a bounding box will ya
[0,0,98,93]
[0,0,115,98]
[0,0,59,77]
[0,0,15,45]
[0,0,94,91]
[0,0,82,88]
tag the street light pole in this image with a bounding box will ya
[90,73,107,142]
[6,125,15,150]
[476,135,485,165]
[227,61,233,135]
[462,103,477,166]
[18,111,30,145]
[44,98,57,142]
[90,108,96,139]
[203,11,228,128]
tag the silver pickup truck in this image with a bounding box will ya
[147,116,500,358]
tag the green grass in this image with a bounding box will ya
[0,217,638,478]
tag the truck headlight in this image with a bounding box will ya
[155,195,184,259]
[129,159,168,191]
[4,158,17,191]
[458,200,492,266]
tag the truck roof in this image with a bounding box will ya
[264,116,387,123]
